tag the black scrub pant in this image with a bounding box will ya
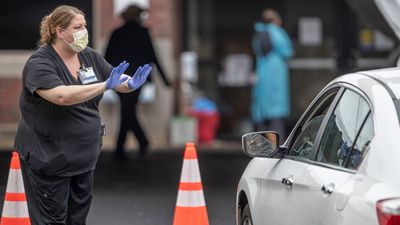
[20,159,93,225]
[115,88,149,155]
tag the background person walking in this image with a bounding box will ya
[105,4,171,159]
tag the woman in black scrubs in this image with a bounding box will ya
[14,5,152,225]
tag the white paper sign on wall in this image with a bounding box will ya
[299,17,322,47]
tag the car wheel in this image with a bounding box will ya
[241,204,253,225]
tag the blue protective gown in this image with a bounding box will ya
[251,22,293,123]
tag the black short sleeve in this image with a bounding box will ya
[25,57,64,94]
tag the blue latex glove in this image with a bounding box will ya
[127,64,153,90]
[105,61,129,90]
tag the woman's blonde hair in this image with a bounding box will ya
[39,5,85,46]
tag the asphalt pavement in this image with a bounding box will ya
[0,148,250,225]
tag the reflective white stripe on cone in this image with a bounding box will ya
[180,160,201,183]
[5,170,25,194]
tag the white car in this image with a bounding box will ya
[236,68,400,225]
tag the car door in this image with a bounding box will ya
[284,87,373,225]
[315,89,374,225]
[255,87,341,225]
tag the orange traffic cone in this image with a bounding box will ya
[173,143,209,225]
[1,152,30,225]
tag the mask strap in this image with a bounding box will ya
[61,30,73,45]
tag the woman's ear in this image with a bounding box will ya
[56,27,63,39]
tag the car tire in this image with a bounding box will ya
[241,204,253,225]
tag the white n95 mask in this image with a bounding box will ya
[63,29,89,53]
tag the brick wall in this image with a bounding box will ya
[149,0,182,57]
[98,0,116,38]
[0,78,21,123]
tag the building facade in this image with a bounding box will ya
[0,0,396,148]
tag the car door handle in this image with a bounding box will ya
[321,183,335,195]
[281,176,294,186]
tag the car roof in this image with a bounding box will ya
[356,67,400,99]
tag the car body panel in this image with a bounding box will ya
[360,67,400,99]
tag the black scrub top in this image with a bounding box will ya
[14,44,113,176]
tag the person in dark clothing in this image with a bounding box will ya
[105,4,171,159]
[14,5,152,224]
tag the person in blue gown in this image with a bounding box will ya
[251,9,294,142]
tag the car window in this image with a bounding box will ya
[346,113,373,170]
[288,90,337,159]
[289,115,325,158]
[316,90,371,167]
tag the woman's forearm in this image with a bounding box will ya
[36,82,107,106]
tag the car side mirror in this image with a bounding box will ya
[242,131,280,157]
